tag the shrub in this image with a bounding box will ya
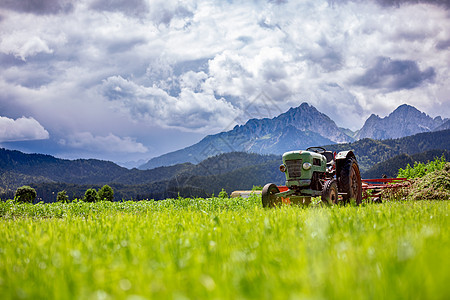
[84,188,99,203]
[252,185,263,191]
[14,186,37,203]
[218,188,228,199]
[398,155,447,179]
[57,190,70,203]
[98,185,114,202]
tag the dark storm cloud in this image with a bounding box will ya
[375,0,450,9]
[353,57,436,91]
[436,39,450,50]
[329,0,450,8]
[90,0,194,23]
[0,53,26,68]
[90,0,149,17]
[0,0,74,15]
[106,37,147,55]
[268,0,288,5]
[306,37,343,72]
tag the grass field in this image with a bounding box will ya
[0,196,449,299]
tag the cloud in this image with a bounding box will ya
[90,0,149,17]
[0,0,449,161]
[90,0,194,23]
[60,132,148,153]
[374,0,450,9]
[331,0,450,9]
[0,0,74,15]
[0,36,53,61]
[101,75,239,132]
[436,39,450,50]
[352,57,436,92]
[0,116,49,142]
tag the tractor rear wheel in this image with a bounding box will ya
[339,157,362,204]
[322,179,338,205]
[262,183,280,208]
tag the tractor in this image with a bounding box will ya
[262,147,362,207]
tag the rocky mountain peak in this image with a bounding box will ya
[272,102,350,143]
[390,104,428,119]
[356,104,446,140]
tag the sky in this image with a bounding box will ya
[0,0,449,166]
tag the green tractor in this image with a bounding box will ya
[262,147,362,207]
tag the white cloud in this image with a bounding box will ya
[101,75,240,132]
[60,132,148,153]
[0,116,49,142]
[0,35,53,61]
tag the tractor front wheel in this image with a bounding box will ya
[339,157,362,204]
[322,179,338,205]
[262,183,280,208]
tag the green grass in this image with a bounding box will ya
[0,197,449,299]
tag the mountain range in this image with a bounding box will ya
[1,102,449,202]
[139,103,448,169]
[1,129,449,202]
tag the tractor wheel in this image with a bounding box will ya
[322,179,338,205]
[339,157,362,204]
[262,183,280,208]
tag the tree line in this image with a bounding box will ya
[12,185,114,204]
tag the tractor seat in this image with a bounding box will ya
[323,151,334,164]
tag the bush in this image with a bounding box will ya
[252,185,263,191]
[14,186,37,203]
[218,188,228,199]
[84,188,99,203]
[57,190,69,203]
[98,185,114,201]
[398,155,447,179]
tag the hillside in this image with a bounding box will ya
[362,149,450,178]
[324,129,450,172]
[0,150,280,200]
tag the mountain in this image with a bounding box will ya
[139,103,352,169]
[433,119,450,132]
[356,104,447,140]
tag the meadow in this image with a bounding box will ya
[0,196,449,300]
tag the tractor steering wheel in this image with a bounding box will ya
[306,146,327,154]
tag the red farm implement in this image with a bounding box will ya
[361,178,411,202]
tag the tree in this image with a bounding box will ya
[57,190,69,203]
[84,188,99,203]
[98,185,114,201]
[14,186,37,203]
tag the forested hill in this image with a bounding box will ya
[0,148,128,184]
[324,129,450,172]
[0,150,279,197]
[363,149,450,179]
